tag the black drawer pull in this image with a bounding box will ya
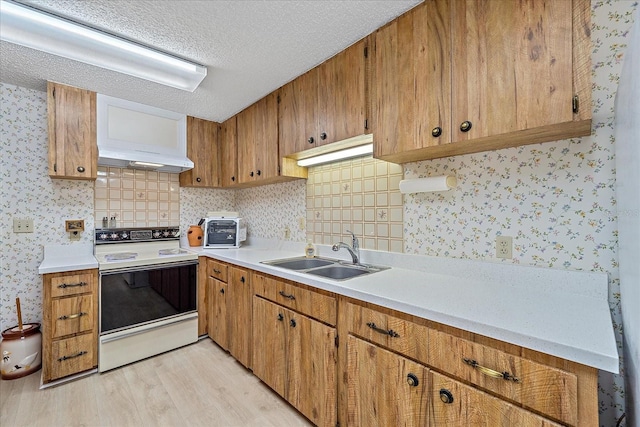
[366,322,400,338]
[57,282,87,289]
[212,268,221,274]
[289,319,296,328]
[278,290,296,300]
[406,373,419,387]
[58,350,88,362]
[219,288,225,294]
[277,313,284,321]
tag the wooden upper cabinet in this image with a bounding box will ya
[318,38,368,145]
[279,38,369,158]
[279,68,318,156]
[219,116,238,187]
[237,93,306,186]
[179,116,220,188]
[47,82,97,180]
[450,0,573,142]
[372,1,451,160]
[373,0,591,164]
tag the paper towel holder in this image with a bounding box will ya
[399,175,457,194]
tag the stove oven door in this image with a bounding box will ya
[99,260,198,372]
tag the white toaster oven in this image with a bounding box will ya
[203,217,247,249]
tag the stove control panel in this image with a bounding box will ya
[95,227,180,243]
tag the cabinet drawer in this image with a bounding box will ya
[430,371,562,426]
[51,295,94,338]
[347,303,429,365]
[429,329,577,425]
[253,273,336,326]
[50,272,95,298]
[207,259,228,282]
[49,333,96,380]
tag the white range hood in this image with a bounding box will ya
[97,94,193,173]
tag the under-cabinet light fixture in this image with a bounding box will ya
[297,144,374,167]
[0,0,207,91]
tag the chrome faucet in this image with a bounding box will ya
[332,230,360,264]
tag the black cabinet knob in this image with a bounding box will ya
[77,166,85,173]
[250,171,254,177]
[277,313,284,321]
[220,288,225,294]
[406,373,419,387]
[240,276,245,283]
[439,389,454,404]
[196,177,201,182]
[231,176,235,182]
[460,121,472,132]
[256,170,261,176]
[320,132,327,140]
[431,127,442,137]
[289,319,296,328]
[308,137,315,144]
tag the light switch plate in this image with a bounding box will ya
[13,218,34,233]
[496,236,513,259]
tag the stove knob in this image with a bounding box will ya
[153,231,161,238]
[121,232,128,239]
[110,233,118,239]
[163,231,170,237]
[99,233,108,240]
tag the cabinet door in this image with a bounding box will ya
[430,371,561,426]
[47,82,97,180]
[372,0,451,159]
[451,0,573,142]
[219,116,238,187]
[318,38,368,146]
[286,308,337,427]
[252,297,286,396]
[236,103,257,184]
[347,335,428,427]
[179,116,219,187]
[253,92,279,181]
[279,69,318,156]
[227,266,251,368]
[208,277,228,350]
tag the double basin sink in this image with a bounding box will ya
[261,256,389,281]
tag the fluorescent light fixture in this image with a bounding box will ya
[297,144,374,167]
[0,0,207,91]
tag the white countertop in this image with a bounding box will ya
[191,238,619,373]
[38,243,98,274]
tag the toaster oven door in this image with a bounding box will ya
[205,220,238,247]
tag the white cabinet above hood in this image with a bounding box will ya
[97,94,193,173]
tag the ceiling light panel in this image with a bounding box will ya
[0,0,207,91]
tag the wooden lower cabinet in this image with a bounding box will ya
[208,276,228,351]
[253,297,337,427]
[430,371,561,426]
[200,260,597,427]
[347,335,429,426]
[42,269,98,383]
[227,266,252,368]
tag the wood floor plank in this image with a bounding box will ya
[1,339,311,427]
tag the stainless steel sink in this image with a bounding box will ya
[261,256,389,281]
[263,257,335,270]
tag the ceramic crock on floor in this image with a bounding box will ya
[1,323,42,380]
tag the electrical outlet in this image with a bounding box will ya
[13,218,34,233]
[496,236,513,259]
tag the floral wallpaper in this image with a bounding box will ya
[235,180,307,242]
[0,1,635,424]
[0,83,94,331]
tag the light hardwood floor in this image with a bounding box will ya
[1,339,312,427]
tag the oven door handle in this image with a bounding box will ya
[100,314,197,344]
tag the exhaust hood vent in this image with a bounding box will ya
[97,94,193,173]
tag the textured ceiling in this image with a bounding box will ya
[0,0,421,122]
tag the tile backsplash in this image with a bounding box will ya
[305,156,404,252]
[94,166,180,227]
